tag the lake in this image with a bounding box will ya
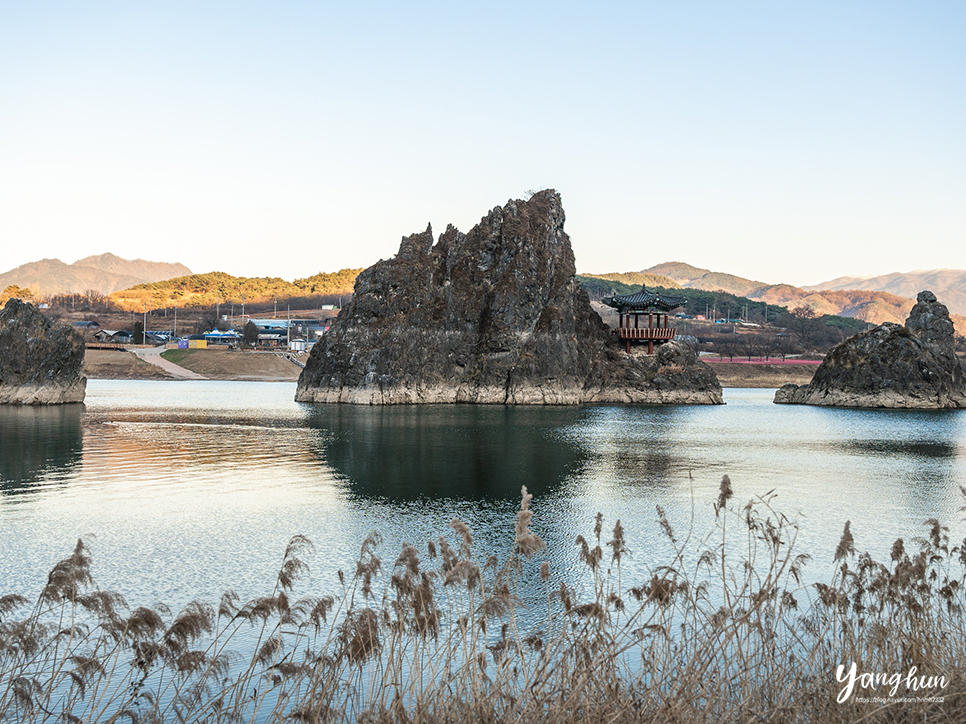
[2,380,966,612]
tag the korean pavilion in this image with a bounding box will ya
[600,286,687,354]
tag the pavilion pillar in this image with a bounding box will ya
[648,339,654,354]
[626,340,631,354]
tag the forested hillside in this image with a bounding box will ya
[109,268,361,310]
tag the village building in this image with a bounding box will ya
[204,329,242,346]
[247,317,336,347]
[92,329,134,345]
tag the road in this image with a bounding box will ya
[131,346,207,380]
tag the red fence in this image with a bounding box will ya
[616,327,676,340]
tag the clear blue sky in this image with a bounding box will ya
[1,1,963,286]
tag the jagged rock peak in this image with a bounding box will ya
[906,290,956,360]
[296,191,721,405]
[0,298,87,404]
[775,289,964,409]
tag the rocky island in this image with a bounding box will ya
[295,191,722,405]
[774,290,965,408]
[0,298,87,404]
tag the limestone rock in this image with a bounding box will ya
[0,299,87,404]
[296,191,721,405]
[774,291,965,408]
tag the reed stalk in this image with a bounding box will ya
[2,482,965,723]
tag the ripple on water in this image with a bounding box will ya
[1,382,965,616]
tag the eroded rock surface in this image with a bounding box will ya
[774,291,965,408]
[0,299,86,404]
[296,191,721,405]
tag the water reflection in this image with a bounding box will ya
[3,383,966,618]
[823,408,966,474]
[846,440,957,458]
[0,404,84,492]
[306,405,588,500]
[562,406,695,489]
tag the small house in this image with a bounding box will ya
[204,329,241,346]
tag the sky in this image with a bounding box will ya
[1,1,963,287]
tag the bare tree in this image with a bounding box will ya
[788,306,823,350]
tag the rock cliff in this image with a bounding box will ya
[0,299,86,404]
[774,291,966,408]
[295,191,721,405]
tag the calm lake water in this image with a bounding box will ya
[3,380,966,611]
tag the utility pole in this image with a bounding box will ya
[142,303,147,346]
[174,305,177,338]
[287,304,291,348]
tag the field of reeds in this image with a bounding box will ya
[2,480,965,723]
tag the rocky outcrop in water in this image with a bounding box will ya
[296,191,721,405]
[0,299,86,404]
[774,291,965,408]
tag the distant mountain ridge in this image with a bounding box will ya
[640,261,923,325]
[0,253,193,296]
[582,261,966,329]
[644,262,769,298]
[804,269,966,317]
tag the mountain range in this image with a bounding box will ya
[4,251,965,328]
[802,270,966,319]
[584,262,966,326]
[0,254,193,296]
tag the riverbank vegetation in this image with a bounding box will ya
[2,483,964,722]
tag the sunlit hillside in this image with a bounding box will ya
[109,268,362,311]
[579,271,681,289]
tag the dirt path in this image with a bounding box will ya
[132,346,208,380]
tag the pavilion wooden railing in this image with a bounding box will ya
[615,327,676,340]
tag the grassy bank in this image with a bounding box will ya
[82,349,175,380]
[708,360,819,388]
[2,484,964,723]
[155,348,303,381]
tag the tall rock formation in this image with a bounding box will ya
[774,291,966,408]
[296,191,721,405]
[0,299,86,404]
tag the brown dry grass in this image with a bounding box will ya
[2,484,965,723]
[83,350,175,380]
[710,362,818,388]
[161,349,304,381]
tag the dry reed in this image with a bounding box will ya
[2,482,965,723]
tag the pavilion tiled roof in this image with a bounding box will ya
[600,286,686,312]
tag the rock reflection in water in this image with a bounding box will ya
[568,406,691,489]
[845,440,957,458]
[306,405,588,500]
[827,408,965,465]
[0,404,84,492]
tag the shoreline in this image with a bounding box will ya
[84,350,814,389]
[83,347,303,382]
